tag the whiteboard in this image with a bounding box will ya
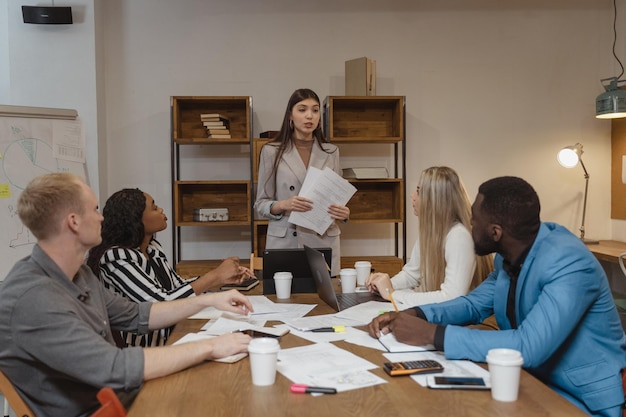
[0,106,86,281]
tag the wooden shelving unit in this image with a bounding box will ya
[325,96,404,143]
[171,95,405,277]
[173,181,251,226]
[324,95,407,266]
[171,96,253,278]
[172,96,251,144]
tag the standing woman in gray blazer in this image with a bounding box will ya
[255,88,349,276]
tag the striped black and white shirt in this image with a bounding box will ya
[98,239,197,346]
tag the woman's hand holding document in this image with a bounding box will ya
[288,167,356,235]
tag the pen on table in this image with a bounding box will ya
[290,383,337,394]
[308,325,346,333]
[387,288,399,312]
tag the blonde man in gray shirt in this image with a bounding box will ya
[0,173,253,417]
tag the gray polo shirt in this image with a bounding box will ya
[0,244,151,417]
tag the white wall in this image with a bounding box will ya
[4,0,626,263]
[2,0,100,195]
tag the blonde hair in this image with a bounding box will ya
[417,167,493,292]
[17,173,85,240]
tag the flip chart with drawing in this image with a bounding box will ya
[0,105,86,281]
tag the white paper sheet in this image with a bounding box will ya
[333,300,395,324]
[377,332,435,353]
[277,342,386,392]
[288,167,357,235]
[172,332,248,363]
[283,314,363,331]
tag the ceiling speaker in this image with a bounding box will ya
[22,6,73,25]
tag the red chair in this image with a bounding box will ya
[92,387,127,417]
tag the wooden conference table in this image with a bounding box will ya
[128,286,585,417]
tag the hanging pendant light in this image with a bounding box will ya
[595,0,626,119]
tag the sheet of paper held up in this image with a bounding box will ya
[288,166,357,235]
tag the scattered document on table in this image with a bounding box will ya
[343,328,388,351]
[172,332,247,363]
[274,323,357,343]
[246,295,289,315]
[378,332,435,353]
[288,167,357,235]
[277,342,386,392]
[334,300,395,324]
[283,313,363,331]
[252,303,316,321]
[200,316,268,334]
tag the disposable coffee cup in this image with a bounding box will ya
[354,261,372,286]
[273,271,292,299]
[248,337,281,386]
[340,268,357,293]
[486,348,524,402]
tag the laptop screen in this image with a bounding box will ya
[303,245,340,310]
[262,247,331,295]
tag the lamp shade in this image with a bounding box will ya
[557,143,583,168]
[596,78,626,119]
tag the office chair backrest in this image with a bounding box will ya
[92,387,127,417]
[0,369,35,417]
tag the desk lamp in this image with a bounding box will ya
[557,143,599,244]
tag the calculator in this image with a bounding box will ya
[382,360,444,376]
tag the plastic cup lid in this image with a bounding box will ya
[248,337,280,353]
[486,348,524,366]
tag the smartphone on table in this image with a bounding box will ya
[426,376,490,390]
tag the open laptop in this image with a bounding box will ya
[304,245,383,311]
[262,247,332,295]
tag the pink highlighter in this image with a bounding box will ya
[290,383,337,394]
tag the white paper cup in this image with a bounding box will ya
[273,271,292,299]
[354,261,372,286]
[486,348,524,402]
[248,338,281,386]
[340,268,357,293]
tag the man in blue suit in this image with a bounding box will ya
[369,176,626,416]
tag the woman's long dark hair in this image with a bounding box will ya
[263,88,334,194]
[87,188,146,275]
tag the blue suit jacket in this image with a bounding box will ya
[420,222,626,416]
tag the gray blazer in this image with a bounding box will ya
[255,141,342,276]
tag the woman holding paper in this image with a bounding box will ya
[255,88,349,276]
[366,166,493,306]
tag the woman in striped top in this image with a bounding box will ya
[87,188,251,346]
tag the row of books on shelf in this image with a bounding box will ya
[200,113,231,139]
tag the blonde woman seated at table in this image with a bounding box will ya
[87,188,253,346]
[366,166,493,306]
